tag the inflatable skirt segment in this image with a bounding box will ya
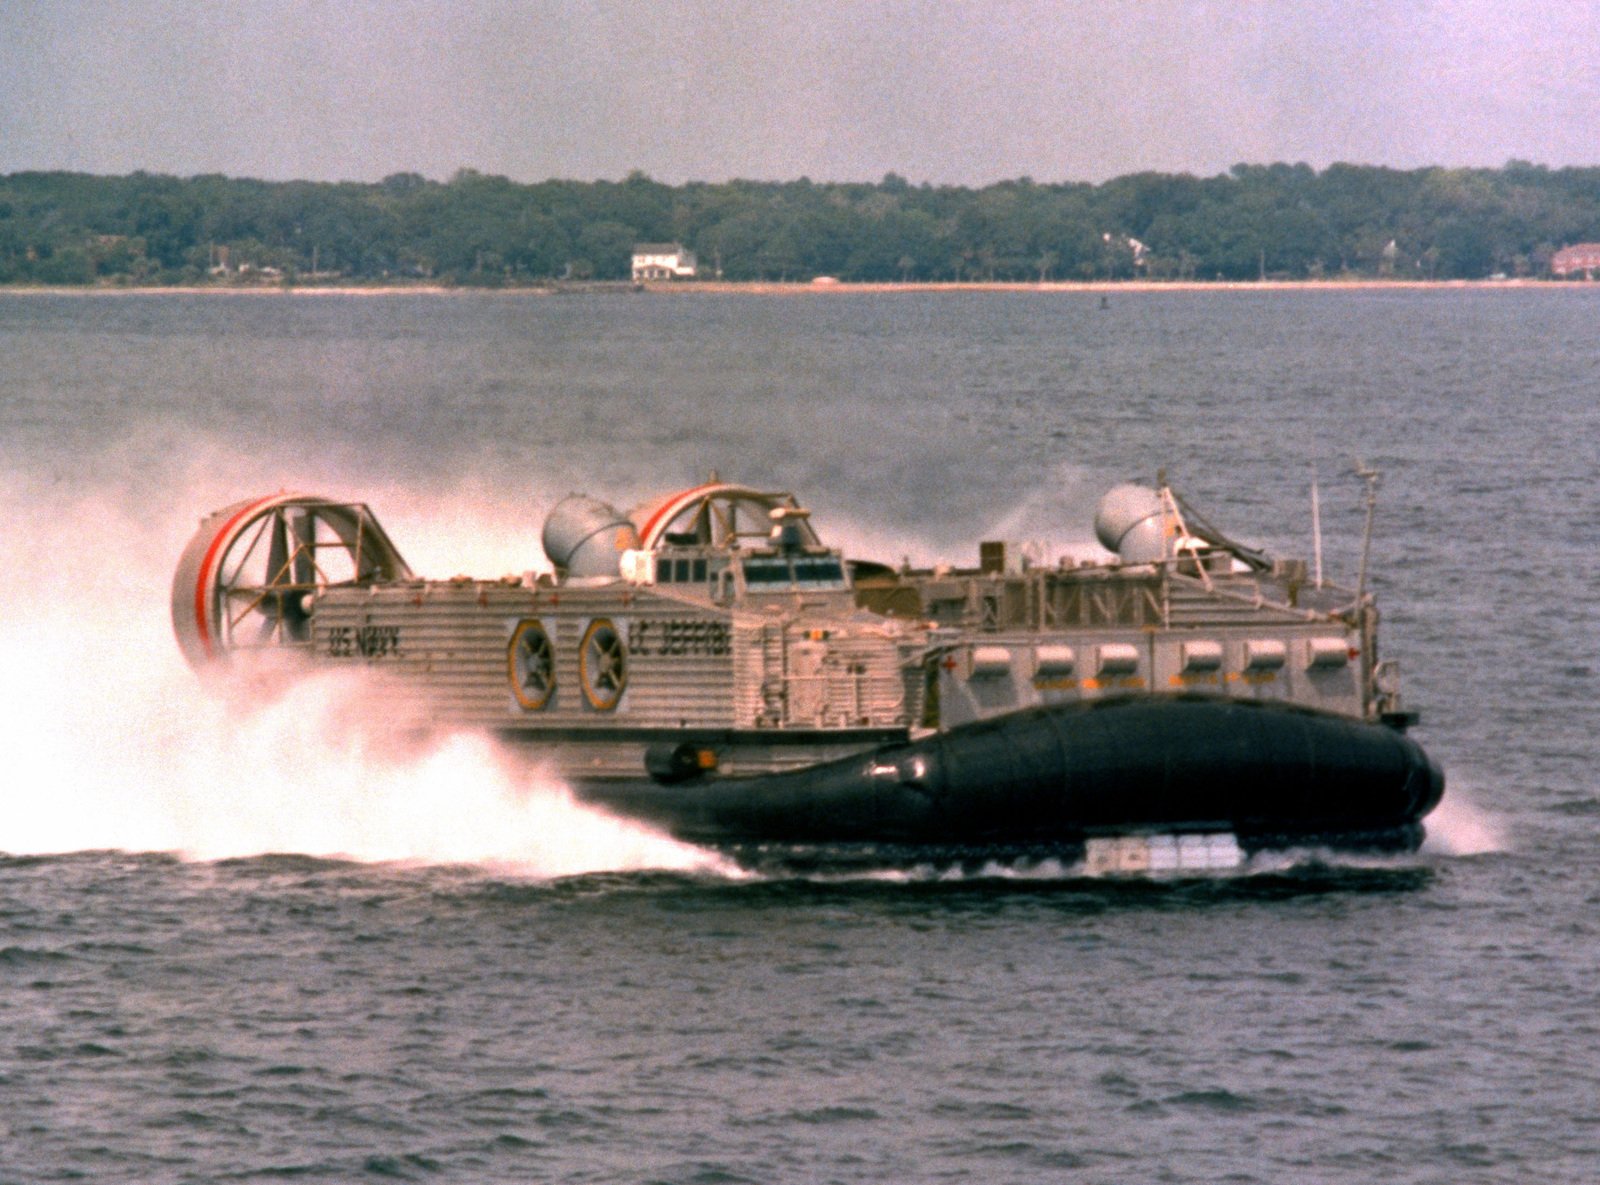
[574,696,1445,856]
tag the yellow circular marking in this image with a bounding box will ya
[508,619,555,710]
[579,617,627,711]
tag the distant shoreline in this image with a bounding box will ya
[0,277,1586,297]
[652,278,1568,294]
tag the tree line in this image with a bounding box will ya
[3,161,1598,286]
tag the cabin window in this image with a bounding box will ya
[740,555,846,590]
[743,558,791,585]
[794,558,845,587]
[657,557,708,585]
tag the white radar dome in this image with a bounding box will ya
[1094,484,1168,564]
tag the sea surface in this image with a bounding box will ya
[0,287,1595,1183]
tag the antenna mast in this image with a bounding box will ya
[1354,461,1380,603]
[1311,466,1324,589]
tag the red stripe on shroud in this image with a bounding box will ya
[192,494,290,659]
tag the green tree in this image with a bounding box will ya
[575,220,637,280]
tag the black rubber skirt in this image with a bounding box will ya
[573,695,1445,856]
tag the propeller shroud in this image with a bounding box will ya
[171,493,412,671]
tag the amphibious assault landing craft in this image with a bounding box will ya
[172,476,1442,871]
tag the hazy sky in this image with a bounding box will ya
[2,0,1597,186]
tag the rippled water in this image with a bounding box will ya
[2,288,1596,1182]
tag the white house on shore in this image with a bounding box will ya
[1551,243,1600,278]
[632,243,697,281]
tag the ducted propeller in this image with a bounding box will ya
[171,493,412,670]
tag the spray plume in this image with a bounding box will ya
[0,463,730,877]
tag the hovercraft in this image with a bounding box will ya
[171,474,1443,872]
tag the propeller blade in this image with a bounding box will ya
[267,511,289,587]
[292,510,315,588]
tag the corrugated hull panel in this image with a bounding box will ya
[313,581,739,731]
[309,581,918,780]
